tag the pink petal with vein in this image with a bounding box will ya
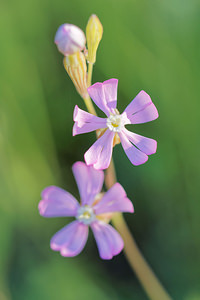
[50,220,88,257]
[122,128,157,155]
[39,186,79,217]
[73,105,107,135]
[119,132,148,166]
[91,221,124,260]
[84,130,115,170]
[94,183,134,215]
[124,90,158,124]
[72,161,104,206]
[87,79,118,116]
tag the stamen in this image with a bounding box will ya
[107,113,122,132]
[76,205,96,225]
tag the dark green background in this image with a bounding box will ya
[0,0,200,299]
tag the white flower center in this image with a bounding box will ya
[107,112,122,132]
[76,205,96,225]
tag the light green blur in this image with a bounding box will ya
[0,0,199,299]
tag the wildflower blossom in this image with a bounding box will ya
[54,24,86,56]
[73,79,158,170]
[38,162,133,259]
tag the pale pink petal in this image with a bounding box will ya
[124,90,152,115]
[124,90,158,124]
[127,103,158,124]
[87,79,118,116]
[94,183,134,215]
[50,220,88,257]
[84,130,115,170]
[91,221,124,260]
[103,79,118,111]
[39,186,79,217]
[119,132,148,166]
[72,161,104,206]
[122,128,157,155]
[73,105,107,136]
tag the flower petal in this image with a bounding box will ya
[84,130,115,170]
[122,128,157,155]
[94,183,134,215]
[91,221,124,260]
[124,90,158,124]
[119,132,148,166]
[87,79,118,116]
[39,186,79,217]
[72,161,104,206]
[73,105,107,136]
[128,103,159,124]
[50,220,88,257]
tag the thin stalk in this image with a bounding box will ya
[83,61,96,115]
[87,62,93,87]
[83,95,97,116]
[82,65,172,300]
[105,160,172,300]
[112,213,172,300]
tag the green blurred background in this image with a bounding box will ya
[0,0,200,299]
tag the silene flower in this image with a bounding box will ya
[73,79,159,170]
[38,162,134,259]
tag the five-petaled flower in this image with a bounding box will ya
[38,162,134,259]
[73,79,159,170]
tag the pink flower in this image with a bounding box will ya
[73,79,159,170]
[38,162,134,259]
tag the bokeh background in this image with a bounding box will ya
[0,0,200,299]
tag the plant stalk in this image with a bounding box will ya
[83,61,172,300]
[105,160,172,300]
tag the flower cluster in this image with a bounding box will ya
[38,15,158,260]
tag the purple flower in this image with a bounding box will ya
[38,162,133,259]
[73,79,159,170]
[54,24,86,56]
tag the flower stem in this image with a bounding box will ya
[82,66,172,300]
[105,160,172,300]
[83,95,97,116]
[82,62,96,115]
[87,62,93,87]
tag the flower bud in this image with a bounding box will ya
[63,52,88,98]
[86,15,103,63]
[54,24,86,56]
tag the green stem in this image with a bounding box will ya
[83,62,96,115]
[83,96,97,116]
[87,62,93,87]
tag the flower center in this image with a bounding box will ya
[76,205,96,225]
[107,113,122,132]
